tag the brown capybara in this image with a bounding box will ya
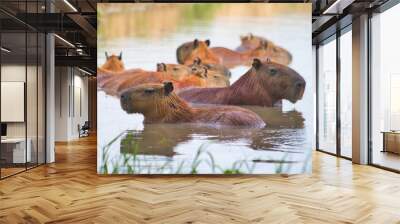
[97,52,146,88]
[99,52,125,73]
[236,33,264,52]
[157,59,229,87]
[120,82,266,128]
[236,33,292,65]
[189,58,230,87]
[156,63,192,80]
[177,37,292,67]
[100,68,208,96]
[186,57,231,78]
[177,58,305,107]
[177,39,221,66]
[247,40,292,66]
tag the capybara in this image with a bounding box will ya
[158,59,229,87]
[100,68,208,96]
[236,33,292,65]
[186,57,231,78]
[236,33,263,52]
[177,38,292,67]
[97,52,146,88]
[156,63,192,80]
[177,39,221,66]
[246,40,292,66]
[99,52,125,73]
[177,58,305,107]
[120,82,266,128]
[190,58,230,87]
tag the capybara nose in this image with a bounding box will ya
[295,80,305,89]
[120,92,130,103]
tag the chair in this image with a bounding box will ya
[79,121,90,138]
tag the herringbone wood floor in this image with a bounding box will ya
[1,135,400,224]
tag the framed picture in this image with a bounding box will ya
[97,3,312,174]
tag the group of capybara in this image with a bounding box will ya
[98,33,306,128]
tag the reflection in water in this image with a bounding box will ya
[121,107,305,156]
[113,108,309,174]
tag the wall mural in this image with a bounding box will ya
[97,3,313,174]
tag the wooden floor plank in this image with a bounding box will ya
[0,135,400,223]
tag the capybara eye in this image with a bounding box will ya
[144,88,155,94]
[173,67,179,71]
[269,68,278,76]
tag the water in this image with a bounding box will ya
[97,3,313,174]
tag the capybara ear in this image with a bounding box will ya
[163,81,174,95]
[105,52,109,59]
[118,52,122,60]
[205,39,210,46]
[157,63,167,72]
[252,58,262,70]
[194,39,199,48]
[193,57,202,65]
[202,67,208,78]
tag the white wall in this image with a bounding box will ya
[54,67,89,141]
[1,65,40,138]
[1,64,46,164]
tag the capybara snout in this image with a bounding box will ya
[294,77,306,100]
[120,91,132,113]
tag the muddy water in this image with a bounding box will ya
[97,3,313,174]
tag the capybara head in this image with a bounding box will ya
[251,58,305,103]
[176,39,211,64]
[156,63,192,80]
[191,57,231,78]
[190,58,230,87]
[120,82,175,115]
[156,62,208,80]
[239,33,265,51]
[101,52,125,72]
[250,41,292,65]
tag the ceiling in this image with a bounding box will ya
[0,0,395,73]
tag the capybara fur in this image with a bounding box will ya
[100,69,207,96]
[158,59,229,87]
[248,40,292,66]
[98,52,133,87]
[99,52,125,73]
[178,59,305,107]
[177,39,221,66]
[190,58,230,87]
[236,33,270,52]
[120,82,265,128]
[236,34,292,65]
[177,37,292,67]
[156,63,192,80]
